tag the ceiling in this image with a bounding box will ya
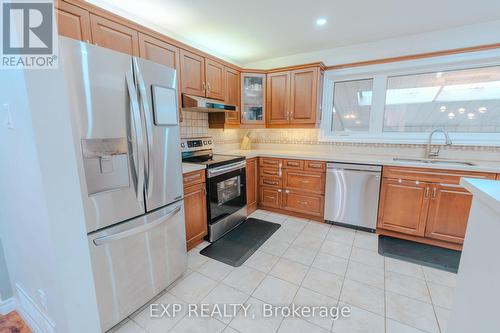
[88,0,500,66]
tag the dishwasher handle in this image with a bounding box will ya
[327,162,382,173]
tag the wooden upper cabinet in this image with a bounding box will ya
[138,33,179,69]
[290,68,319,124]
[425,184,472,244]
[205,59,225,100]
[56,1,91,42]
[89,14,139,55]
[267,72,290,125]
[225,67,240,125]
[180,49,205,97]
[377,178,431,237]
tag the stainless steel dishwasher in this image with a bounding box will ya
[324,163,382,232]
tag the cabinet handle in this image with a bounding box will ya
[264,195,275,200]
[432,188,437,199]
[264,170,278,175]
[285,190,290,194]
[288,162,300,166]
[263,180,278,185]
[207,83,211,92]
[309,163,322,168]
[398,178,403,184]
[425,187,430,198]
[298,200,309,205]
[202,82,206,91]
[277,189,282,193]
[300,180,310,184]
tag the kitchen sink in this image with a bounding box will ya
[393,157,476,166]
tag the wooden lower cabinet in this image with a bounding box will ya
[183,171,207,250]
[377,178,431,237]
[257,157,325,221]
[246,158,258,214]
[425,184,472,244]
[377,166,497,250]
[259,187,282,209]
[283,190,324,216]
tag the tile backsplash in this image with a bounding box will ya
[180,111,209,138]
[179,113,500,160]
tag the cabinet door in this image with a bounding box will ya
[138,33,180,69]
[267,71,290,125]
[377,178,431,236]
[246,158,258,213]
[283,170,325,195]
[241,73,266,125]
[89,14,139,55]
[180,50,205,97]
[205,59,225,100]
[425,184,472,244]
[56,1,91,42]
[283,190,324,217]
[225,67,240,125]
[290,68,319,124]
[259,187,282,209]
[184,183,207,250]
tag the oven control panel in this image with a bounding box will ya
[180,137,214,152]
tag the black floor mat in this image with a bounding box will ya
[378,235,461,273]
[200,218,281,267]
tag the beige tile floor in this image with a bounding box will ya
[112,210,457,333]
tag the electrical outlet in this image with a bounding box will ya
[38,289,48,313]
[3,103,14,130]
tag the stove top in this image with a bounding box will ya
[180,137,245,168]
[183,154,245,168]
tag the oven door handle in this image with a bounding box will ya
[207,161,246,178]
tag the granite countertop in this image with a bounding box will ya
[220,149,500,174]
[182,163,206,174]
[461,178,500,215]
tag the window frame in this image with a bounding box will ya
[320,49,500,146]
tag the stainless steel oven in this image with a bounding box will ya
[206,160,247,241]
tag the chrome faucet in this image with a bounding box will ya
[425,129,452,159]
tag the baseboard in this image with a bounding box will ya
[15,284,56,333]
[0,297,16,315]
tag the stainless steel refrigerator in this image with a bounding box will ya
[58,37,186,331]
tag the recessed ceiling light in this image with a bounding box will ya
[316,18,327,26]
[439,106,447,112]
[458,107,466,114]
[467,112,476,120]
[478,107,488,113]
[448,112,456,119]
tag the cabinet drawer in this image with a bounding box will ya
[259,187,282,209]
[383,166,496,185]
[283,191,324,216]
[283,159,304,170]
[183,170,205,187]
[304,161,326,172]
[259,157,283,168]
[260,167,282,177]
[259,176,282,188]
[284,170,325,194]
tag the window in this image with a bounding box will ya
[384,67,500,133]
[321,51,500,145]
[332,79,372,132]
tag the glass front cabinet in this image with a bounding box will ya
[241,73,266,126]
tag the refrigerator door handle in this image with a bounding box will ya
[93,204,182,246]
[125,70,145,203]
[134,58,154,198]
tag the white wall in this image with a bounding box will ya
[0,67,101,332]
[244,20,500,69]
[0,238,13,302]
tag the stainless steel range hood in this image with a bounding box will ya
[182,94,238,113]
